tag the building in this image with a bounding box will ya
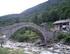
[53,19,70,32]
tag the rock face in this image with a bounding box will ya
[0,22,54,45]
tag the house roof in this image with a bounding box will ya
[53,19,70,24]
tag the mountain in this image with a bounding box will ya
[0,0,70,26]
[0,0,62,18]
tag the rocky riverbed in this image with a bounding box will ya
[1,40,70,54]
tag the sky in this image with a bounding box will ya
[0,0,48,16]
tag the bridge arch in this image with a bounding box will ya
[0,22,54,45]
[11,26,45,43]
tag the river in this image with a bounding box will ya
[2,40,70,54]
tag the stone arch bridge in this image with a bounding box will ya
[0,22,54,45]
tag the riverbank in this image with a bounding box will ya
[1,40,70,54]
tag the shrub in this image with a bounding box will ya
[57,32,70,44]
[57,33,66,40]
[11,28,40,42]
[65,37,70,43]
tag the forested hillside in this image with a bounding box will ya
[0,0,70,26]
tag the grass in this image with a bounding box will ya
[0,47,24,54]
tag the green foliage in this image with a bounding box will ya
[57,32,67,40]
[32,0,70,24]
[0,48,8,54]
[11,28,40,42]
[64,37,70,43]
[57,32,70,44]
[0,48,24,54]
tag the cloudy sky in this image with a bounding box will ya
[0,0,48,16]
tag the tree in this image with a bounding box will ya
[47,9,59,22]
